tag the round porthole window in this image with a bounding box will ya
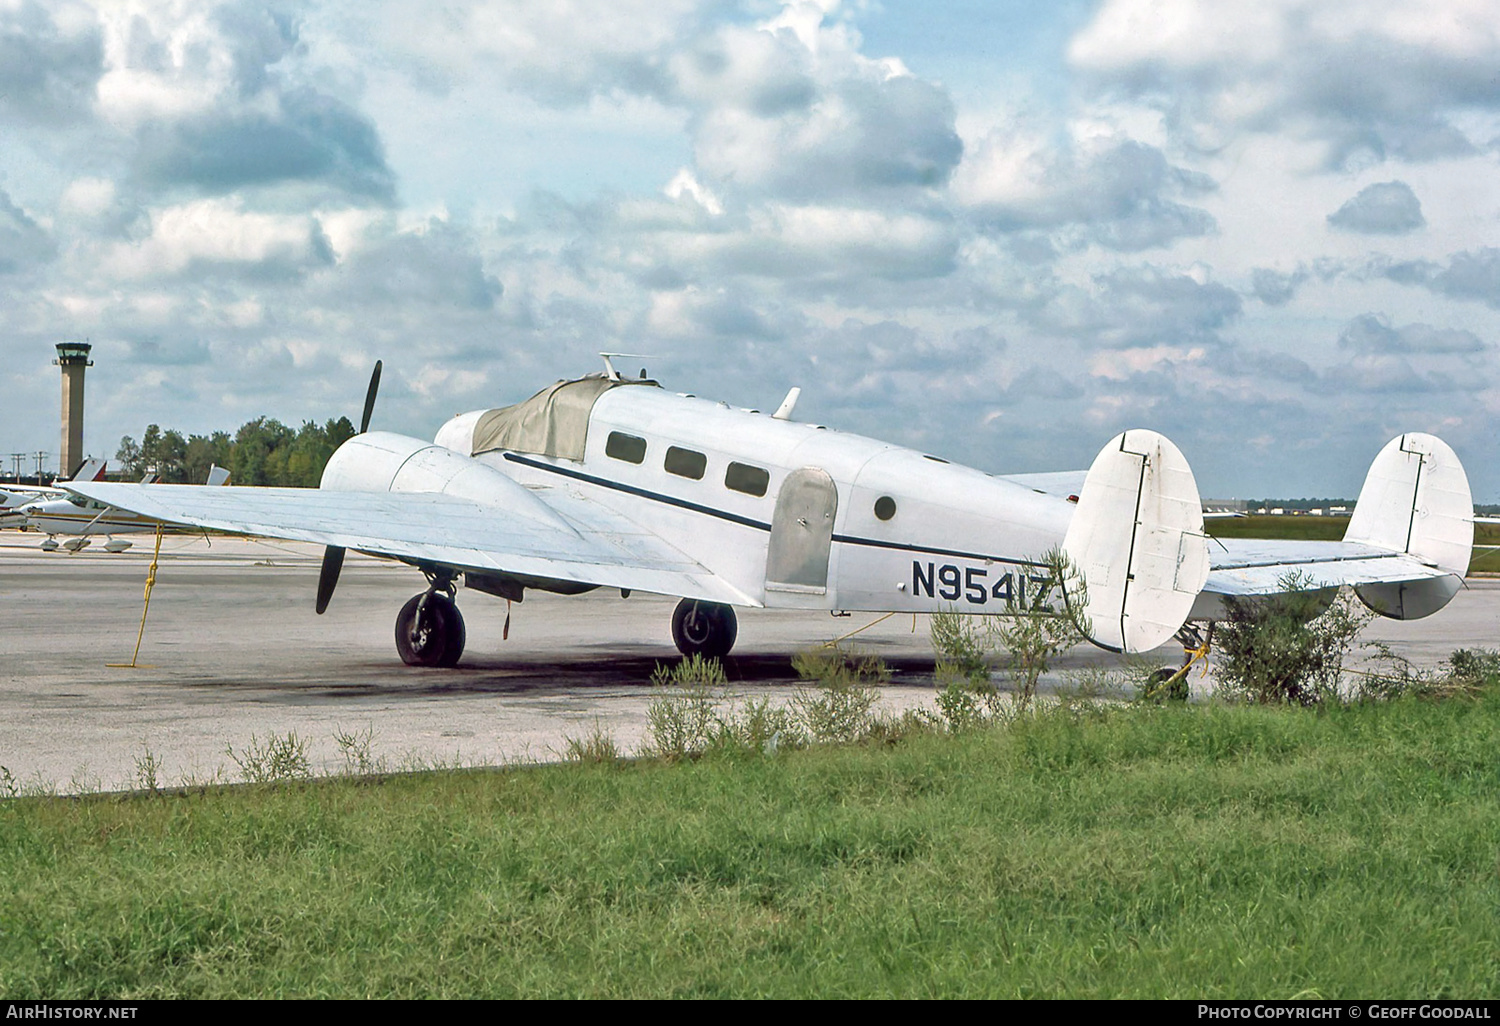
[874,496,896,521]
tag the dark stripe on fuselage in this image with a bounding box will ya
[502,452,772,531]
[502,451,1045,569]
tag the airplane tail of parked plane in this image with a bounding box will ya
[1341,433,1472,620]
[68,458,107,483]
[1062,430,1210,654]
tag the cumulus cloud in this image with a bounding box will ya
[697,203,959,284]
[326,218,503,310]
[677,17,962,203]
[87,2,397,205]
[1070,0,1500,167]
[3,1,1498,501]
[1327,181,1425,234]
[954,132,1216,252]
[1381,247,1500,309]
[0,0,103,124]
[0,189,57,274]
[373,0,705,105]
[1337,313,1486,354]
[1250,266,1310,306]
[1039,265,1242,349]
[132,88,394,200]
[99,198,333,281]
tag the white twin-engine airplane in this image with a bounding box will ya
[65,359,1474,668]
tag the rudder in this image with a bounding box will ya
[1344,433,1471,619]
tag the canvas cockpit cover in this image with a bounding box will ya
[470,375,657,461]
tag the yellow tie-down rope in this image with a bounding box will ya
[1163,635,1213,687]
[821,610,898,648]
[108,523,164,669]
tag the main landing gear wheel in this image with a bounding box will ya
[395,592,466,667]
[671,599,738,659]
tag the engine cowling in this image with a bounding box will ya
[320,431,574,532]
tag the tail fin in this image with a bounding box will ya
[1062,429,1209,653]
[206,464,231,486]
[68,458,107,482]
[1344,433,1471,619]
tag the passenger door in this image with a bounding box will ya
[765,467,837,597]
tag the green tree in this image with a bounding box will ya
[184,431,233,484]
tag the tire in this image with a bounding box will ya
[671,599,738,658]
[1144,666,1189,703]
[439,599,466,667]
[395,592,465,667]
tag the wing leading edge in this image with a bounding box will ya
[65,481,758,608]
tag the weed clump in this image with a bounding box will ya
[226,731,311,784]
[1358,645,1500,703]
[132,744,163,793]
[642,647,910,759]
[791,646,884,744]
[561,721,621,765]
[644,654,723,760]
[333,724,383,776]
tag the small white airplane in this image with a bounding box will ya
[28,466,229,552]
[0,458,108,527]
[65,359,1474,668]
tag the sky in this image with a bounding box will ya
[2,0,1499,499]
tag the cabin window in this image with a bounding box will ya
[664,446,707,480]
[874,496,896,521]
[605,431,647,464]
[725,461,769,497]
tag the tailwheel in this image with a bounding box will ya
[671,598,738,658]
[395,591,466,667]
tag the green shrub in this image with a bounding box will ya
[643,656,724,760]
[1213,578,1372,706]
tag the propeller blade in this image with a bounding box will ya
[315,545,346,614]
[359,360,382,434]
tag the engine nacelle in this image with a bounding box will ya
[321,431,574,532]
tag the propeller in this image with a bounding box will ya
[315,545,345,615]
[360,360,382,434]
[317,360,381,615]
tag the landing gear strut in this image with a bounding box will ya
[396,580,466,667]
[671,598,738,658]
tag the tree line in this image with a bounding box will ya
[116,417,357,487]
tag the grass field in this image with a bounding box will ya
[3,697,1498,998]
[1206,516,1500,573]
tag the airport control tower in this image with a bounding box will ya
[53,341,92,478]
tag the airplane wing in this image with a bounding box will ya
[65,480,758,607]
[998,470,1087,498]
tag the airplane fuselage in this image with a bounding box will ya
[434,385,1078,614]
[22,496,158,536]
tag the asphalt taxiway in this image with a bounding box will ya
[1,532,1495,791]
